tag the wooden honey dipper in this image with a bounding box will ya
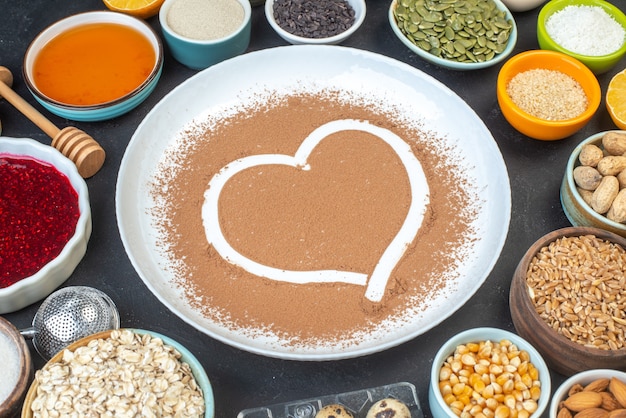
[0,66,105,178]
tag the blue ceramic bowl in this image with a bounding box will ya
[159,0,251,70]
[560,131,626,237]
[429,327,550,418]
[23,11,163,122]
[537,0,626,75]
[133,329,215,417]
[389,0,518,70]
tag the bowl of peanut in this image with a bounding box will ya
[429,327,550,418]
[510,227,626,377]
[22,328,214,417]
[550,369,626,418]
[561,131,626,236]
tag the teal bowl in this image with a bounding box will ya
[560,130,626,237]
[428,327,551,418]
[133,329,215,417]
[23,11,163,122]
[537,0,626,74]
[159,0,251,70]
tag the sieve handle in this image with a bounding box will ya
[20,327,36,340]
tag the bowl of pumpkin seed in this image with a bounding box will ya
[389,0,517,70]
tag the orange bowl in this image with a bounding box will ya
[497,50,601,141]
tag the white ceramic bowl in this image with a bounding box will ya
[265,0,365,45]
[23,11,163,122]
[0,137,91,314]
[159,0,252,70]
[501,0,546,12]
[389,0,517,70]
[429,327,551,418]
[549,369,626,418]
[21,328,215,417]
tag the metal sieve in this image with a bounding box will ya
[20,286,120,360]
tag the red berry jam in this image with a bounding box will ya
[0,154,80,288]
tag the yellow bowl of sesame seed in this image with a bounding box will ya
[510,226,626,377]
[496,49,601,141]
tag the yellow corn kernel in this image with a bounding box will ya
[485,397,499,411]
[461,411,472,418]
[450,374,460,385]
[529,386,541,401]
[475,413,488,418]
[462,353,477,366]
[489,364,503,375]
[451,407,463,416]
[482,384,495,399]
[453,382,467,396]
[473,379,486,394]
[520,389,530,401]
[439,381,452,396]
[520,373,533,389]
[528,364,539,381]
[483,408,495,418]
[496,374,512,388]
[458,394,471,406]
[502,379,515,394]
[512,389,523,402]
[459,369,471,379]
[495,405,510,418]
[450,400,465,411]
[509,356,521,368]
[470,404,483,415]
[479,344,492,358]
[494,394,505,403]
[467,342,480,352]
[457,344,470,354]
[491,382,503,394]
[504,394,516,409]
[522,400,538,414]
[475,361,490,375]
[444,393,456,405]
[440,366,453,381]
[451,360,463,373]
[517,410,530,418]
[519,350,530,362]
[517,362,528,376]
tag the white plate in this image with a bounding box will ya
[116,45,511,360]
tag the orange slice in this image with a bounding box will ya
[102,0,164,19]
[607,68,626,130]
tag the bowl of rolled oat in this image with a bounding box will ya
[496,50,601,141]
[509,227,626,377]
[22,328,214,417]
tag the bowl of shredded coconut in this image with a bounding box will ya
[497,49,601,140]
[537,0,626,74]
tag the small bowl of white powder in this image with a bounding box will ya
[0,316,33,418]
[537,0,626,74]
[159,0,251,70]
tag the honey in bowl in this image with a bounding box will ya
[32,22,156,106]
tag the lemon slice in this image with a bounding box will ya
[102,0,165,19]
[607,68,626,130]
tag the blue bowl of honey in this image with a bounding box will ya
[23,11,163,122]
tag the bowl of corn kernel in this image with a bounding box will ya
[429,327,550,418]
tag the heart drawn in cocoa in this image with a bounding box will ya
[202,119,430,302]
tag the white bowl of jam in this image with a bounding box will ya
[0,137,91,314]
[22,11,163,122]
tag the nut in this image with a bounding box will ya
[608,409,626,418]
[574,408,609,418]
[586,379,611,393]
[597,156,626,177]
[563,392,603,411]
[591,175,620,214]
[602,132,626,156]
[580,144,604,167]
[601,392,622,411]
[610,378,626,408]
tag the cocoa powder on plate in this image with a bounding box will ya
[149,89,478,349]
